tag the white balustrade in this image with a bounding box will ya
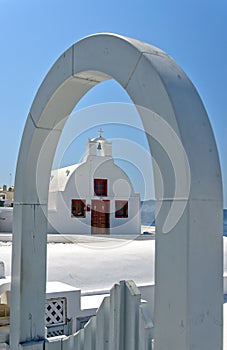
[46,280,153,350]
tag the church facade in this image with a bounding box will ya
[48,133,140,235]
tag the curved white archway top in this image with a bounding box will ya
[30,33,168,130]
[16,32,222,207]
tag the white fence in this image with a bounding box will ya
[46,280,153,350]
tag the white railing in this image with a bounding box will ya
[46,280,153,350]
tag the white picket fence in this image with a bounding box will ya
[46,280,154,350]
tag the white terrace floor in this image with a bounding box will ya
[0,234,227,348]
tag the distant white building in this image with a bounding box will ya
[48,132,140,235]
[0,185,14,207]
[0,186,14,232]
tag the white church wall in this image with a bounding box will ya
[110,195,141,235]
[48,154,140,235]
[0,141,141,235]
[48,191,91,235]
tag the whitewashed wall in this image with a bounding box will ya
[0,156,140,235]
[48,155,140,235]
[0,208,13,233]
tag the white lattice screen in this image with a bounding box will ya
[45,298,66,326]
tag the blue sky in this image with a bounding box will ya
[0,0,226,206]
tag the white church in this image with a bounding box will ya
[48,130,140,235]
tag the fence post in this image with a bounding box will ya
[74,328,84,350]
[139,303,154,350]
[124,280,141,350]
[109,282,125,350]
[84,316,96,350]
[95,297,110,350]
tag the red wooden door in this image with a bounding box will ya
[91,200,110,234]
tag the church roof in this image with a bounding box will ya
[49,163,81,192]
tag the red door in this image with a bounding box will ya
[91,200,110,234]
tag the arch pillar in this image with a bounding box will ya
[10,34,223,350]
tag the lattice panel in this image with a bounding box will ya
[47,326,65,338]
[45,298,66,326]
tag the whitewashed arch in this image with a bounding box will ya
[11,34,223,350]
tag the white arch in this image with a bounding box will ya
[11,34,223,350]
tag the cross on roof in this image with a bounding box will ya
[98,128,104,138]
